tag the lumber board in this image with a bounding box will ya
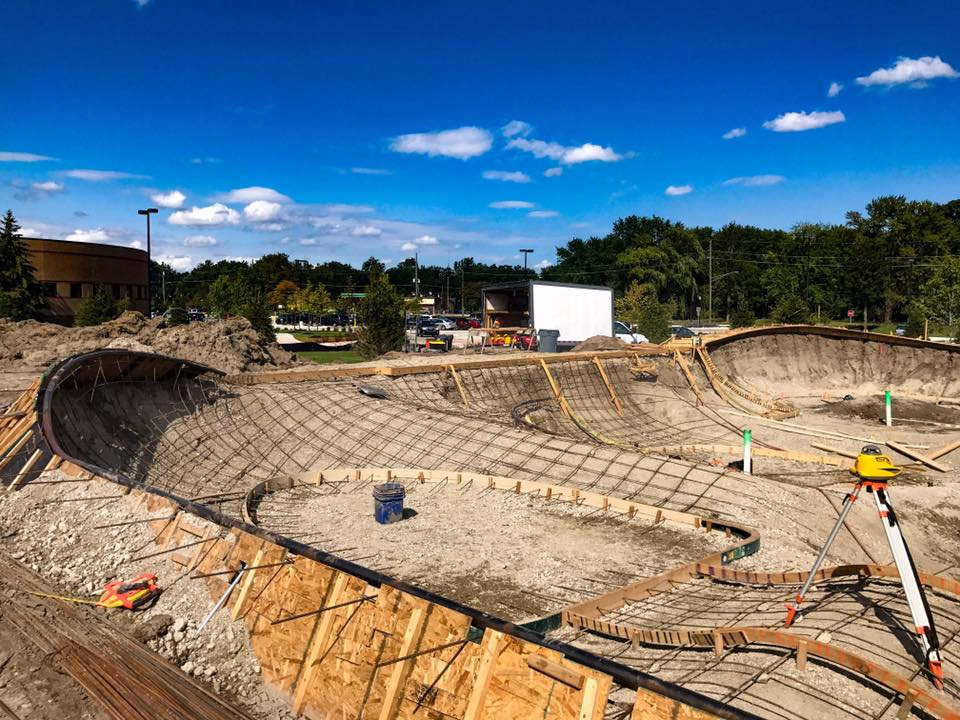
[928,438,960,460]
[810,441,859,459]
[592,356,623,416]
[886,441,949,473]
[378,603,428,719]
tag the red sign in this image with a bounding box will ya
[847,309,855,318]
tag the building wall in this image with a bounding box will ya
[25,238,149,324]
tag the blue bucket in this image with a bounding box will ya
[373,482,406,525]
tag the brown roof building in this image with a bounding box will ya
[24,238,149,324]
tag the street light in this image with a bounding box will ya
[137,207,158,314]
[519,248,533,271]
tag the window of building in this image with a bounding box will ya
[111,284,121,299]
[70,283,82,299]
[82,284,94,298]
[43,282,57,297]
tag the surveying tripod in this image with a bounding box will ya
[784,446,945,689]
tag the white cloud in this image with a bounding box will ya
[32,180,64,193]
[665,185,693,196]
[190,156,221,165]
[213,186,291,204]
[527,210,559,218]
[0,151,57,162]
[151,189,186,208]
[390,126,492,159]
[502,120,533,138]
[133,0,151,8]
[65,228,110,243]
[489,200,535,209]
[155,254,193,271]
[243,200,285,222]
[722,127,747,140]
[534,259,552,270]
[827,82,843,97]
[544,167,563,177]
[183,235,218,247]
[129,240,143,249]
[723,174,786,187]
[482,170,531,183]
[400,242,417,252]
[350,167,392,175]
[319,203,375,215]
[856,55,959,88]
[507,137,622,165]
[63,168,148,181]
[351,225,382,237]
[414,234,438,245]
[169,203,241,226]
[762,110,846,132]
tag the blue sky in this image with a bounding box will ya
[2,1,959,271]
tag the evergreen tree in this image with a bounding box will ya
[0,210,45,320]
[614,281,671,343]
[356,269,405,359]
[74,285,119,326]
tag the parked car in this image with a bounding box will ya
[456,317,480,329]
[417,319,441,336]
[433,317,458,330]
[614,321,648,344]
[671,325,696,339]
[895,323,906,337]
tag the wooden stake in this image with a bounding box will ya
[592,356,623,416]
[796,640,808,671]
[8,447,44,490]
[673,350,705,405]
[526,655,584,690]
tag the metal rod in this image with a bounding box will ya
[197,568,245,633]
[375,638,470,669]
[128,536,220,563]
[191,560,292,579]
[269,594,377,626]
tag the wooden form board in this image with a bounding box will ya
[126,478,725,720]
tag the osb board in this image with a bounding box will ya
[631,687,719,719]
[478,633,610,720]
[233,543,290,626]
[298,572,374,715]
[397,602,479,720]
[248,557,336,692]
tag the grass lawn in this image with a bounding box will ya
[294,331,357,342]
[297,349,364,364]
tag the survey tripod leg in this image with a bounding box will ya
[784,483,862,627]
[870,485,945,689]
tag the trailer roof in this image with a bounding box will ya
[481,280,613,292]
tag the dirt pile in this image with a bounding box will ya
[0,312,296,375]
[571,335,632,352]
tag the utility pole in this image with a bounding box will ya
[519,248,533,272]
[137,207,158,314]
[161,269,166,304]
[708,236,713,322]
[414,252,420,299]
[459,262,465,313]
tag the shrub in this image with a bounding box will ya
[770,295,809,324]
[356,271,405,359]
[729,299,756,328]
[614,281,671,343]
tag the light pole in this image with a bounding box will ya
[138,207,158,314]
[519,248,533,271]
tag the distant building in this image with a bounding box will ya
[24,238,149,324]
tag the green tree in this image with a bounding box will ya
[356,270,405,359]
[916,257,960,334]
[614,281,671,343]
[0,210,45,320]
[74,285,119,326]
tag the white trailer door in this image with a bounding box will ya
[531,284,613,343]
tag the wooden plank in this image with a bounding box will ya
[446,365,470,409]
[928,438,960,460]
[292,571,348,714]
[526,654,584,690]
[673,350,705,405]
[7,447,44,491]
[231,542,267,620]
[592,356,623,416]
[377,604,428,719]
[886,441,949,473]
[463,629,503,720]
[796,640,808,671]
[810,442,859,459]
[539,359,572,420]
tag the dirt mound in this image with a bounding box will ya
[570,335,632,352]
[0,312,296,375]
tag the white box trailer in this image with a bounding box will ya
[481,280,614,345]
